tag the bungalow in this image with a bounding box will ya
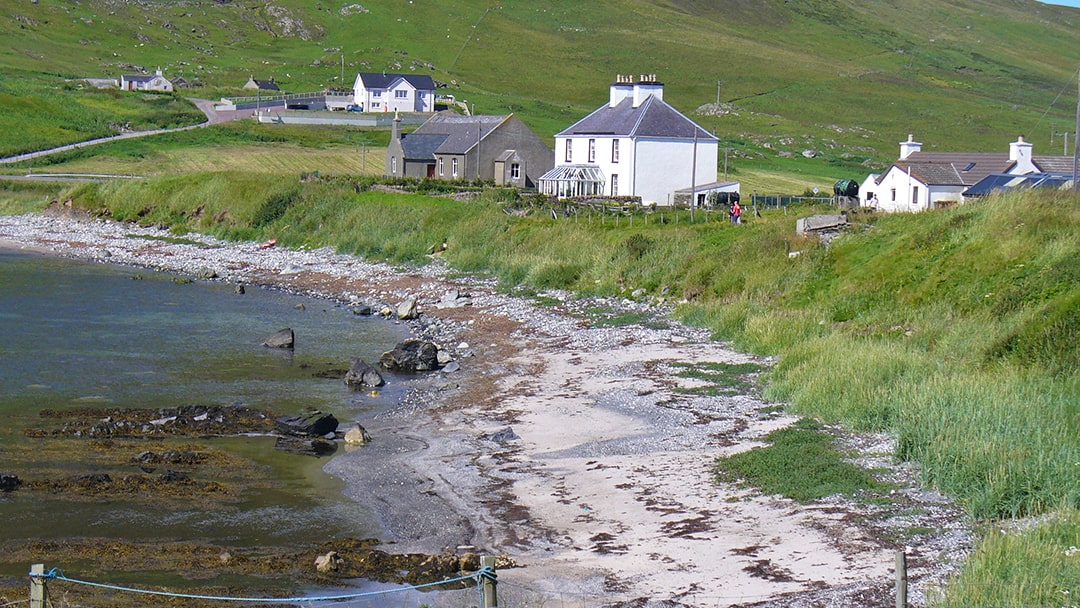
[243,76,280,91]
[861,134,1072,212]
[538,74,720,206]
[119,68,173,92]
[353,73,435,113]
[385,111,553,188]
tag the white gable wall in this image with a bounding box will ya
[871,166,966,213]
[635,137,718,205]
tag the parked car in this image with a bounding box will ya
[346,104,362,112]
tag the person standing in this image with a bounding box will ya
[731,200,741,224]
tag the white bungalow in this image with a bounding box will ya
[119,68,173,93]
[860,134,1071,212]
[539,74,721,206]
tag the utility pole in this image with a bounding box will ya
[340,53,344,85]
[716,80,721,106]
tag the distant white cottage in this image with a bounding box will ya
[539,74,721,206]
[119,68,173,93]
[352,72,435,113]
[861,134,1074,212]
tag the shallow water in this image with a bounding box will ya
[0,248,411,550]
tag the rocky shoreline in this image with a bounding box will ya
[0,211,973,607]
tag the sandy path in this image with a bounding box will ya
[0,212,971,607]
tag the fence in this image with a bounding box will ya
[22,551,912,607]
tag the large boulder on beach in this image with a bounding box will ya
[344,358,384,388]
[0,473,19,492]
[396,298,420,320]
[315,551,343,573]
[275,410,338,437]
[344,423,372,445]
[379,339,439,372]
[262,328,295,348]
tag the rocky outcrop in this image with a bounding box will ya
[344,358,384,388]
[379,339,439,372]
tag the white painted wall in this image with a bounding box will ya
[634,138,718,205]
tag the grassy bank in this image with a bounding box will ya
[22,175,1080,603]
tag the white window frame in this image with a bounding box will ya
[611,174,618,196]
[612,139,619,163]
[438,157,444,176]
[511,163,520,180]
[565,139,572,163]
[588,139,596,163]
[391,156,397,174]
[395,90,408,99]
[452,158,459,178]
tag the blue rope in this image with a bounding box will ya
[30,565,488,603]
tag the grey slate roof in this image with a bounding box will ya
[357,72,435,91]
[409,112,509,155]
[1033,155,1077,173]
[401,133,450,161]
[890,152,1015,186]
[557,96,716,141]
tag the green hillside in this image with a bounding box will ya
[3,0,1080,187]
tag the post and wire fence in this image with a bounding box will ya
[23,550,914,608]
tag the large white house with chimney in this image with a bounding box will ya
[538,74,720,206]
[352,72,435,113]
[860,134,1072,212]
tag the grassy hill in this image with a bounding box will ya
[3,0,1080,189]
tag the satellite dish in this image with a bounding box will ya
[812,187,819,195]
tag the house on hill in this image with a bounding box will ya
[120,68,173,92]
[538,74,720,206]
[244,76,280,92]
[353,73,435,113]
[385,111,553,188]
[860,134,1073,212]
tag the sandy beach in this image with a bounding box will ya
[0,211,972,607]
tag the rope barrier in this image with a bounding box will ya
[29,566,494,604]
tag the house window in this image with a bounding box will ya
[588,139,596,163]
[511,163,520,180]
[391,156,397,174]
[565,139,572,163]
[891,188,896,202]
[373,90,382,97]
[452,158,458,178]
[395,90,408,98]
[611,174,619,196]
[612,140,619,163]
[438,158,444,176]
[912,186,919,203]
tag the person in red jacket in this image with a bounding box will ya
[731,201,741,224]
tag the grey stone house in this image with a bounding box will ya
[385,111,553,188]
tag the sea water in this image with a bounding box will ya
[0,248,411,555]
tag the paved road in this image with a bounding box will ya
[0,98,238,165]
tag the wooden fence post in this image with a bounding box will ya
[895,550,908,608]
[480,555,498,608]
[30,564,46,608]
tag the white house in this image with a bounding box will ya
[352,73,435,113]
[119,68,173,93]
[860,134,1071,212]
[538,74,720,206]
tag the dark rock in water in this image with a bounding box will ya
[487,427,519,443]
[274,436,338,457]
[352,305,372,315]
[263,328,295,348]
[275,410,339,437]
[344,358,385,388]
[235,284,246,294]
[0,473,19,492]
[73,473,112,488]
[380,339,439,372]
[313,368,348,379]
